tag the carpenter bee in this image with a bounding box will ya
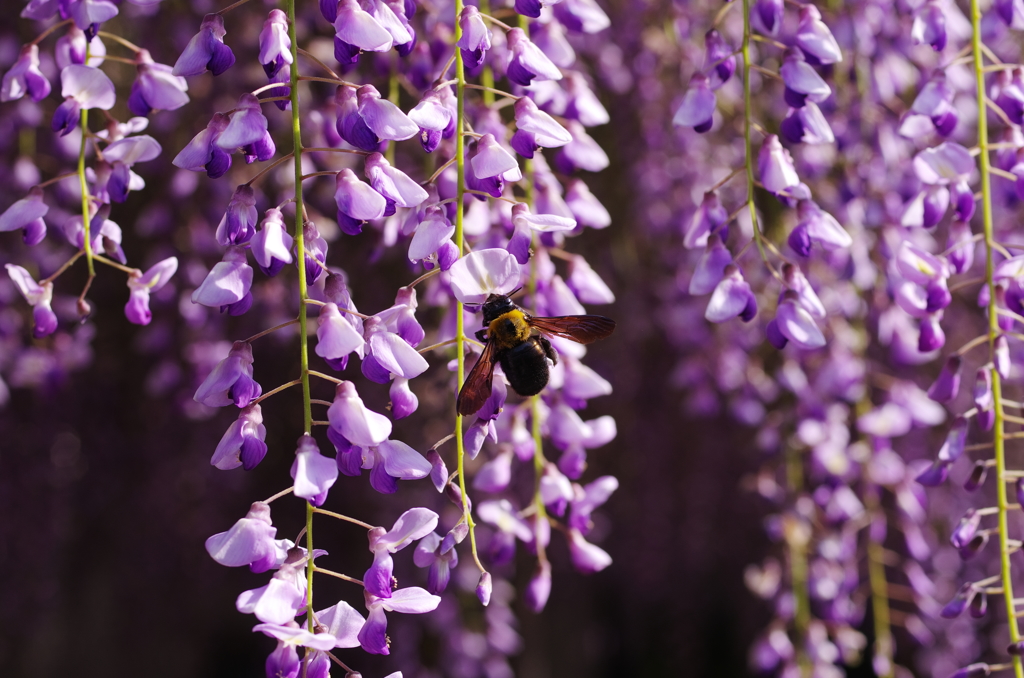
[456,293,615,416]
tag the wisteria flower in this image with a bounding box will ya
[780,102,834,145]
[904,72,958,137]
[237,555,306,624]
[407,205,455,265]
[457,5,491,68]
[52,65,116,136]
[788,200,852,255]
[216,94,275,164]
[258,9,291,78]
[567,527,612,573]
[358,587,441,655]
[55,27,105,70]
[565,179,611,229]
[758,135,800,195]
[172,13,235,77]
[477,499,533,564]
[703,29,735,88]
[706,265,757,323]
[361,439,432,494]
[449,248,523,304]
[912,0,947,51]
[315,302,365,370]
[0,187,48,246]
[251,208,294,276]
[215,184,258,246]
[334,0,393,54]
[672,73,715,133]
[568,476,618,534]
[767,291,827,350]
[311,600,365,649]
[506,27,562,86]
[211,404,268,471]
[360,316,428,383]
[914,141,974,185]
[173,113,232,178]
[364,507,438,598]
[65,0,118,30]
[357,84,418,142]
[335,167,387,235]
[752,0,783,35]
[556,121,609,173]
[780,48,830,108]
[5,264,57,338]
[327,381,392,447]
[205,502,281,572]
[191,246,253,314]
[795,5,842,64]
[684,192,728,250]
[128,50,189,116]
[291,434,338,506]
[364,153,429,214]
[1,44,51,102]
[254,622,337,676]
[507,203,576,264]
[511,95,572,158]
[193,340,262,408]
[408,88,454,153]
[124,256,178,326]
[413,532,458,595]
[101,134,162,203]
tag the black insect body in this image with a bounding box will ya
[499,335,558,397]
[456,293,615,416]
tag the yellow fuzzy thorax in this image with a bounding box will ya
[488,309,531,350]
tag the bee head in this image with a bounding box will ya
[481,293,517,323]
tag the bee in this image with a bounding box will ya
[457,293,616,416]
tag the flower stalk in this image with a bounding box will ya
[972,0,1023,671]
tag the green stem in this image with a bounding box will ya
[478,0,496,106]
[785,444,811,678]
[864,483,894,678]
[972,0,1023,672]
[386,52,399,164]
[453,0,484,574]
[285,0,315,639]
[740,0,775,278]
[78,110,95,278]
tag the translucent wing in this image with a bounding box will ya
[527,315,616,344]
[457,340,497,416]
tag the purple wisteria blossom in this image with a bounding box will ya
[194,341,262,408]
[364,507,438,598]
[211,404,268,471]
[6,264,57,338]
[251,208,294,276]
[128,50,189,116]
[457,6,491,68]
[205,502,284,572]
[358,587,441,655]
[124,256,177,325]
[1,45,50,102]
[290,434,338,506]
[172,13,235,77]
[52,64,116,136]
[191,246,253,313]
[0,187,48,246]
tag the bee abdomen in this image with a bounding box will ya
[499,339,552,396]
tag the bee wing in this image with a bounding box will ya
[457,340,497,416]
[528,315,616,344]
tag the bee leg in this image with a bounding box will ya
[538,336,558,365]
[475,329,488,343]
